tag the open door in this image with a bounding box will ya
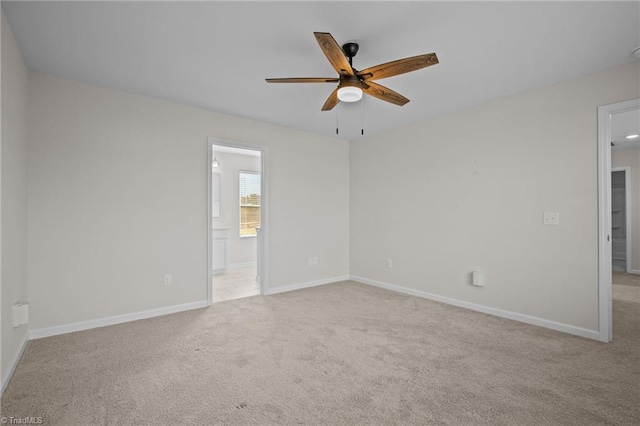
[597,98,640,342]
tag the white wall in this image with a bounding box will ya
[612,146,640,272]
[1,13,29,384]
[350,62,640,332]
[28,73,349,330]
[212,150,261,266]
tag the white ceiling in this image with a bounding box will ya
[3,1,639,140]
[612,108,640,149]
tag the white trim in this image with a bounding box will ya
[28,300,208,340]
[598,98,640,343]
[625,166,633,273]
[229,262,257,269]
[1,333,29,396]
[207,141,213,305]
[259,147,269,296]
[350,275,601,341]
[611,166,632,273]
[264,276,349,296]
[208,137,269,299]
[598,104,613,342]
[630,269,640,275]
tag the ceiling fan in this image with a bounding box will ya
[266,32,439,111]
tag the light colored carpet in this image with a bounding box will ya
[613,271,640,287]
[2,281,639,425]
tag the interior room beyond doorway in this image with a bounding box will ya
[211,144,262,303]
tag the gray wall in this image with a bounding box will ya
[1,13,29,385]
[27,72,350,330]
[350,62,639,332]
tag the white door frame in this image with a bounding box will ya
[611,166,632,274]
[597,98,640,342]
[207,137,268,305]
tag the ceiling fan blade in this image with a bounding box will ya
[357,53,438,81]
[314,32,355,77]
[362,81,410,106]
[265,77,339,83]
[321,88,339,111]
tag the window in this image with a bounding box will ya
[239,171,261,237]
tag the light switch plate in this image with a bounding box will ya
[543,212,560,225]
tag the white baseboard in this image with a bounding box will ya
[29,300,209,340]
[350,275,601,341]
[1,332,29,396]
[229,262,257,269]
[629,269,640,275]
[265,275,350,296]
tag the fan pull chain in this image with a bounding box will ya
[336,103,339,135]
[361,95,365,136]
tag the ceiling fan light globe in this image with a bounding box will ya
[337,86,363,103]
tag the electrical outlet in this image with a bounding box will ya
[472,271,485,287]
[164,273,173,286]
[543,212,560,225]
[308,257,318,266]
[386,259,393,269]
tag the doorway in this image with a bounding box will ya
[611,168,630,272]
[597,98,640,342]
[207,137,267,305]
